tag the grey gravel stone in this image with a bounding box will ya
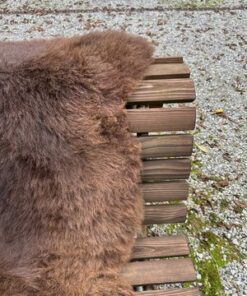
[220,260,247,295]
[0,0,246,10]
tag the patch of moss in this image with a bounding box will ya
[191,159,203,176]
[172,0,224,9]
[190,191,214,209]
[182,282,193,289]
[201,232,241,265]
[207,212,223,227]
[163,224,177,235]
[182,209,244,295]
[195,231,243,295]
[186,211,207,232]
[185,215,223,295]
[168,200,184,205]
[220,199,229,211]
[195,257,223,296]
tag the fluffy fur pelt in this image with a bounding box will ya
[0,31,154,295]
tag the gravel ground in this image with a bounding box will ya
[0,0,246,10]
[0,1,246,295]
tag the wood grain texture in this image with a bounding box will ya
[144,64,190,80]
[127,107,196,133]
[122,258,196,285]
[144,204,187,225]
[154,57,184,64]
[141,181,189,202]
[142,159,191,181]
[125,57,198,294]
[132,236,189,259]
[128,79,195,104]
[135,288,200,296]
[139,135,193,158]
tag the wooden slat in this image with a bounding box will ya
[127,107,196,133]
[132,236,189,260]
[142,181,189,202]
[139,135,193,158]
[144,64,190,79]
[144,204,187,225]
[128,79,195,104]
[135,288,200,296]
[122,259,196,285]
[154,57,184,64]
[142,159,191,181]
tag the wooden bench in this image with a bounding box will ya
[122,57,200,295]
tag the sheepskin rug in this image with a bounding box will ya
[0,31,154,295]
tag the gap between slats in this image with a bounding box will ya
[127,107,196,133]
[144,204,187,225]
[135,288,200,296]
[131,236,189,260]
[122,259,197,285]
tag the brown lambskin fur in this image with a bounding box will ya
[0,31,154,295]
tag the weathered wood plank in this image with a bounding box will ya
[141,181,189,202]
[154,57,184,64]
[135,288,200,296]
[144,204,187,225]
[128,79,195,104]
[127,108,196,133]
[132,236,189,260]
[122,259,197,285]
[125,57,198,294]
[144,64,190,80]
[142,159,191,181]
[139,135,193,158]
